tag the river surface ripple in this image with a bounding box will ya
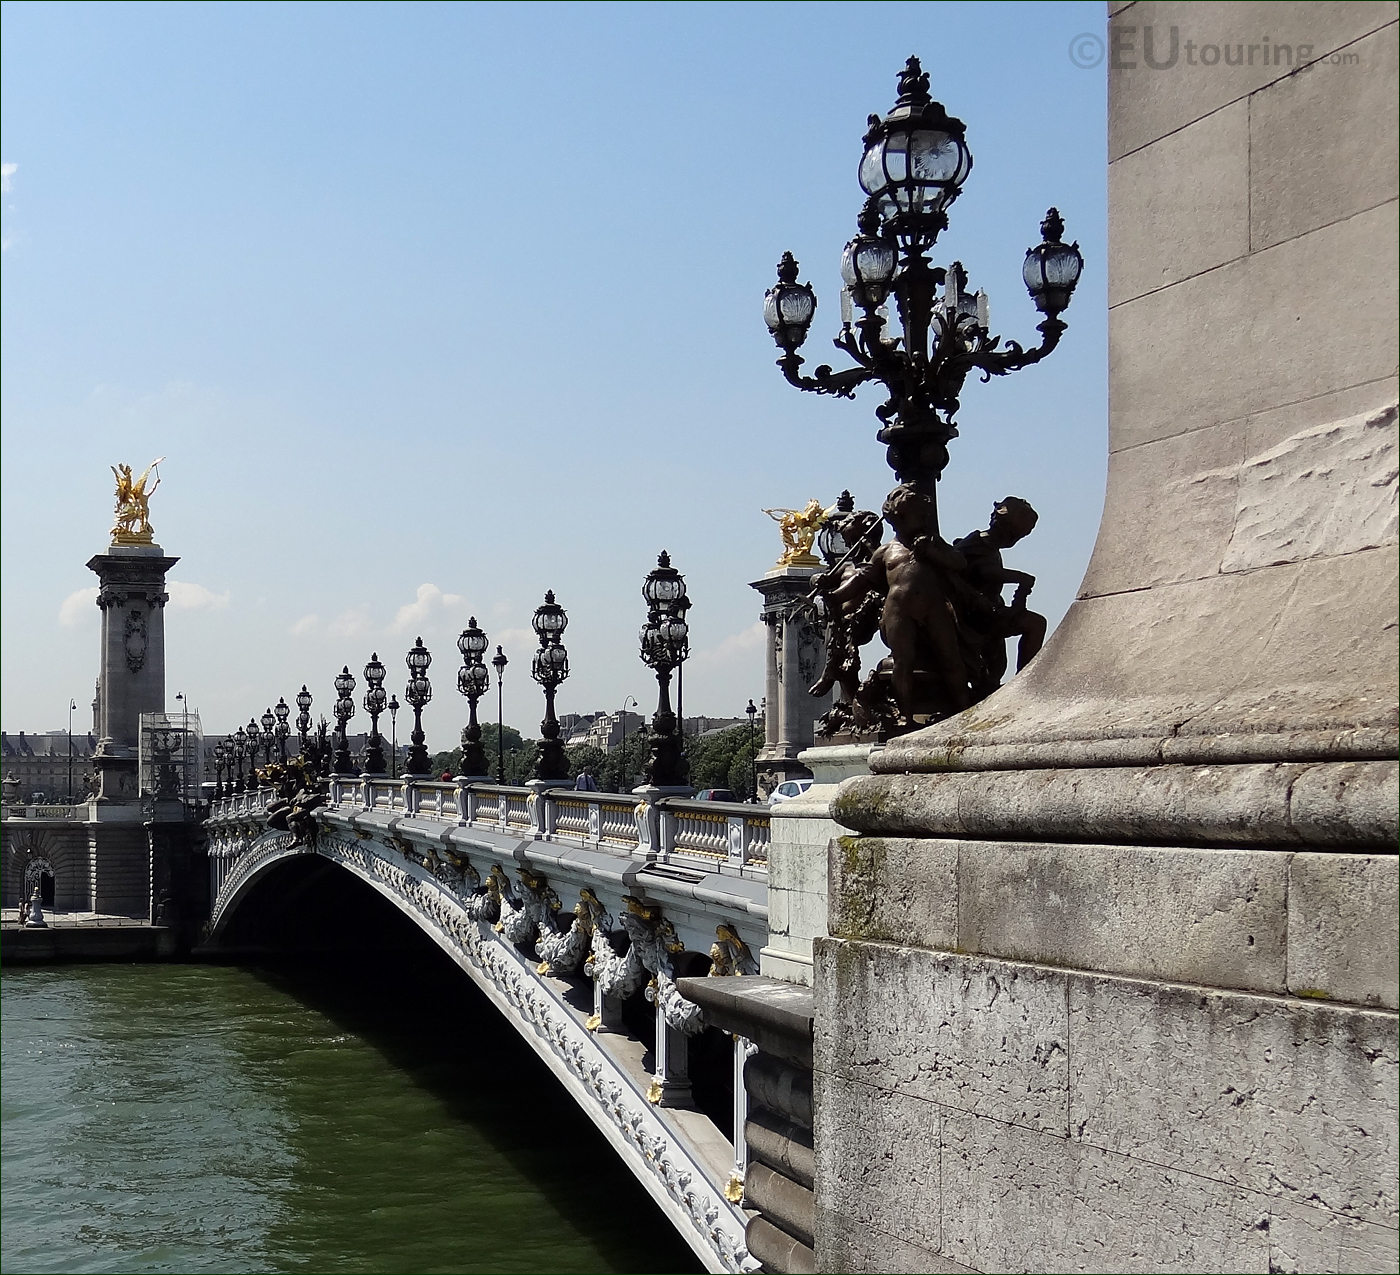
[1,961,698,1274]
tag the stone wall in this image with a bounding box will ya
[814,4,1398,1272]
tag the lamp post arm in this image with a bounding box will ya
[776,351,877,399]
[962,317,1067,381]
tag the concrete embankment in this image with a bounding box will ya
[2,915,182,965]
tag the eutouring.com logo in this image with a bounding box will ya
[1068,27,1361,71]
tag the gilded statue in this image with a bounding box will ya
[110,457,165,544]
[762,497,830,567]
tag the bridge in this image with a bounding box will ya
[204,776,781,1274]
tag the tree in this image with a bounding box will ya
[427,723,528,781]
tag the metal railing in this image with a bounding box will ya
[209,778,771,871]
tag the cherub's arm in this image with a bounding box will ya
[829,552,884,606]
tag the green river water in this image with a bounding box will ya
[1,957,699,1274]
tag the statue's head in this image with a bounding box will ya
[990,496,1039,542]
[882,483,935,536]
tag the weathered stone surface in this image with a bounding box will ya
[1221,404,1398,572]
[827,835,957,950]
[1288,853,1400,1010]
[747,1049,813,1128]
[1108,2,1395,161]
[745,1215,816,1275]
[817,1207,976,1275]
[1067,975,1399,1227]
[676,975,813,1067]
[1111,203,1397,453]
[940,1111,1275,1273]
[745,1161,814,1248]
[746,1107,815,1189]
[1266,1198,1400,1274]
[815,941,1069,1134]
[957,840,1288,993]
[1108,97,1248,306]
[1250,21,1399,250]
[814,1072,942,1257]
[835,761,1399,848]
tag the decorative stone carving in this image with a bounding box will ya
[123,608,148,674]
[537,887,609,977]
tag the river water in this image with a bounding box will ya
[1,958,699,1274]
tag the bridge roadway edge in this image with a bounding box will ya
[204,813,760,1275]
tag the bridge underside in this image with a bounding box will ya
[202,816,763,1273]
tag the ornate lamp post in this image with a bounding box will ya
[273,697,290,761]
[246,718,265,786]
[637,552,691,788]
[362,653,388,775]
[212,740,225,799]
[388,695,400,779]
[456,619,491,778]
[332,666,356,775]
[745,698,759,801]
[764,56,1083,534]
[260,708,276,765]
[295,685,313,755]
[530,593,570,781]
[403,638,433,776]
[491,647,508,782]
[233,725,248,794]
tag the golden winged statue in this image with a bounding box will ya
[110,457,165,544]
[762,497,830,567]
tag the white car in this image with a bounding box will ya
[767,779,813,807]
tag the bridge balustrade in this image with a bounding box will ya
[220,780,773,872]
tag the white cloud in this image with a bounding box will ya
[328,606,371,638]
[290,614,320,637]
[58,587,100,627]
[167,580,230,611]
[693,621,766,665]
[390,582,468,634]
[1,163,15,194]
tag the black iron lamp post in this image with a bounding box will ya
[274,697,290,762]
[491,647,508,782]
[246,718,265,785]
[530,593,570,782]
[295,685,313,756]
[403,638,433,776]
[388,695,400,778]
[764,56,1083,534]
[639,551,691,788]
[456,619,491,778]
[332,666,356,775]
[233,725,248,793]
[745,698,759,801]
[212,740,226,799]
[362,653,388,775]
[260,708,276,765]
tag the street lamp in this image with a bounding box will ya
[332,666,356,775]
[745,698,759,801]
[362,653,388,775]
[491,647,508,782]
[456,619,491,778]
[530,592,570,781]
[403,637,433,776]
[67,698,76,803]
[233,725,248,793]
[295,685,313,756]
[274,697,290,762]
[260,708,276,765]
[246,717,265,786]
[388,695,400,779]
[764,56,1083,532]
[619,695,638,792]
[639,551,691,788]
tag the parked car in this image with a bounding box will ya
[694,788,740,803]
[767,779,813,807]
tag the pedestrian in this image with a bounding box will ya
[575,769,598,792]
[18,897,29,926]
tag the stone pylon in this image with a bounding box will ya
[749,565,831,796]
[87,543,179,805]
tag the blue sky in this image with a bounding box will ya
[1,0,1107,741]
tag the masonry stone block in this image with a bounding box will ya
[1265,1199,1400,1274]
[1110,203,1398,453]
[1067,974,1399,1227]
[815,941,1069,1134]
[1249,21,1399,250]
[958,840,1288,992]
[1108,2,1395,161]
[817,1207,975,1275]
[827,835,957,950]
[1108,98,1248,306]
[814,1073,941,1257]
[940,1110,1275,1274]
[1288,853,1400,1009]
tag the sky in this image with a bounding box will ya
[1,0,1108,743]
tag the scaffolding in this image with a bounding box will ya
[139,710,203,804]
